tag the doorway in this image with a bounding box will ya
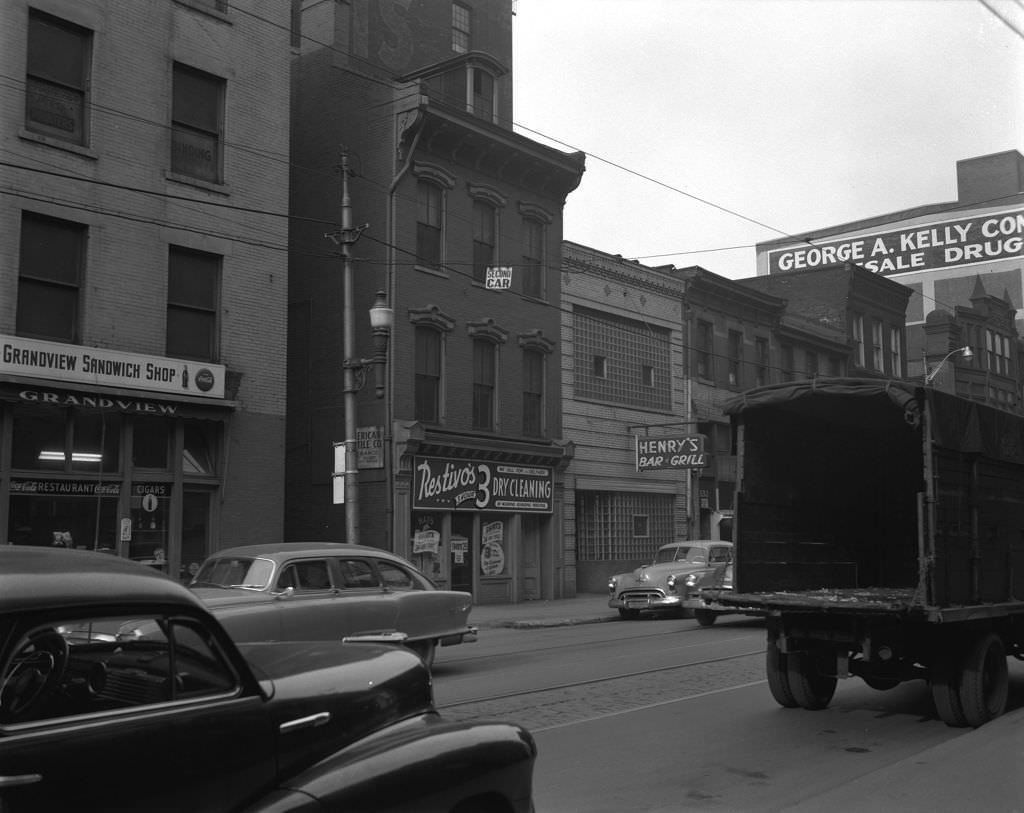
[450,513,474,595]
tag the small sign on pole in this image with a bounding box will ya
[333,442,345,504]
[485,266,513,290]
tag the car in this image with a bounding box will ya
[0,546,535,813]
[608,540,734,625]
[188,543,477,668]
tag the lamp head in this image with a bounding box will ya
[368,291,393,331]
[960,345,974,362]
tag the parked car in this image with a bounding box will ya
[188,543,476,668]
[608,540,734,625]
[0,547,535,813]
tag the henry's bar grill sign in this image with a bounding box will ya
[413,457,553,513]
[767,208,1024,276]
[636,434,708,471]
[0,335,225,400]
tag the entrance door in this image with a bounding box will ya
[450,514,473,595]
[520,514,541,600]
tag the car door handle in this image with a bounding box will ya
[280,711,331,735]
[0,774,42,788]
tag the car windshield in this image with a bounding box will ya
[654,547,706,565]
[191,556,275,590]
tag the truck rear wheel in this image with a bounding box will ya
[786,647,837,710]
[766,639,798,708]
[958,632,1008,727]
[931,650,968,727]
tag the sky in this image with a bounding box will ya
[511,0,1024,279]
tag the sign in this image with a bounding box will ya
[480,520,505,576]
[412,529,440,554]
[636,434,708,470]
[120,517,132,543]
[485,266,513,290]
[450,536,469,564]
[767,208,1024,276]
[356,426,383,469]
[10,479,121,496]
[0,334,226,399]
[413,457,553,513]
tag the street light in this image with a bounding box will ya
[367,291,394,399]
[924,345,973,385]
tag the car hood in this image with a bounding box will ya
[614,562,705,586]
[238,641,433,779]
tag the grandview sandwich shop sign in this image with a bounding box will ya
[413,457,553,513]
[0,335,225,399]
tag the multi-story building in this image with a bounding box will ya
[0,0,291,578]
[288,1,585,602]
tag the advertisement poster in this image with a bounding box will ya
[480,520,505,576]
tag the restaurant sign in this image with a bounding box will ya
[767,208,1024,276]
[413,457,553,513]
[1,334,226,399]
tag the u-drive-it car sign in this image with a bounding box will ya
[636,434,708,471]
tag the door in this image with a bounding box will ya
[450,515,474,595]
[520,515,541,600]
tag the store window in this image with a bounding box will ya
[26,10,91,145]
[167,246,220,362]
[130,483,171,570]
[183,421,219,474]
[133,416,170,469]
[17,212,85,342]
[11,405,120,472]
[171,63,224,183]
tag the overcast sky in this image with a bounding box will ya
[511,0,1024,279]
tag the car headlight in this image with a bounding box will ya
[685,573,700,588]
[608,577,617,592]
[667,574,677,592]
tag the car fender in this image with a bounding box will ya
[240,714,536,813]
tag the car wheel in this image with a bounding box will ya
[618,608,641,620]
[409,639,437,670]
[958,632,1008,727]
[765,638,798,708]
[694,609,717,627]
[786,646,837,710]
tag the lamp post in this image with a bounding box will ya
[924,345,973,385]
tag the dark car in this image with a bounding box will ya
[0,547,535,813]
[189,543,477,669]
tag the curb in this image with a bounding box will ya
[488,615,620,630]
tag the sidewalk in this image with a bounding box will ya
[470,592,618,629]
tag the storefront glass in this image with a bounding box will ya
[8,492,119,550]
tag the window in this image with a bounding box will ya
[472,201,496,283]
[471,69,495,120]
[852,314,865,368]
[415,327,442,423]
[171,63,224,183]
[696,321,713,380]
[754,337,769,387]
[472,340,496,431]
[416,182,442,268]
[781,344,794,382]
[12,404,120,472]
[279,560,333,591]
[641,365,655,387]
[871,320,884,371]
[26,10,91,145]
[593,355,607,378]
[17,212,85,342]
[376,559,431,590]
[451,2,471,52]
[576,491,675,561]
[727,330,742,387]
[805,350,818,379]
[522,218,544,299]
[632,515,649,538]
[523,349,543,437]
[167,246,220,361]
[134,416,170,469]
[889,326,903,376]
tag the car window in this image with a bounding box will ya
[377,560,426,590]
[192,556,274,589]
[338,558,380,589]
[0,614,237,726]
[709,548,730,564]
[280,560,333,592]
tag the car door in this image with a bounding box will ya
[380,559,471,640]
[331,556,399,636]
[274,557,346,641]
[705,546,733,587]
[0,610,276,812]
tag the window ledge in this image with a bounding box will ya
[414,264,448,278]
[165,171,231,197]
[172,0,232,24]
[19,129,97,160]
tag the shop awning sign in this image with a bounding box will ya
[413,457,553,513]
[636,434,708,470]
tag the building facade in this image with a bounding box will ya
[288,0,584,602]
[0,0,290,578]
[756,151,1024,389]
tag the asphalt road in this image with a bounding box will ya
[432,614,1024,813]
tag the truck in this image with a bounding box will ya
[702,377,1024,728]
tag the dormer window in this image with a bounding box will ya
[452,3,471,53]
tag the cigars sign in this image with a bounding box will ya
[413,457,553,513]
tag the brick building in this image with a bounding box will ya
[0,0,290,577]
[288,1,584,601]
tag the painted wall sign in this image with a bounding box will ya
[767,208,1024,276]
[1,334,226,399]
[636,434,708,470]
[356,426,384,469]
[413,457,553,513]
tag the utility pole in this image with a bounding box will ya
[327,148,367,543]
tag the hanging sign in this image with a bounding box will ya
[636,435,708,470]
[485,266,513,290]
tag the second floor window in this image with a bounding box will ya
[167,246,220,362]
[889,326,903,376]
[172,63,224,184]
[415,327,442,423]
[727,330,742,387]
[523,350,543,437]
[852,314,865,368]
[872,320,884,371]
[26,10,91,145]
[416,182,442,268]
[522,218,544,299]
[696,321,713,380]
[17,212,85,343]
[452,3,471,52]
[755,337,769,387]
[472,340,496,431]
[472,201,496,283]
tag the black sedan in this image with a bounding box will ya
[0,547,535,812]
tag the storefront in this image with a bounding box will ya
[0,335,233,582]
